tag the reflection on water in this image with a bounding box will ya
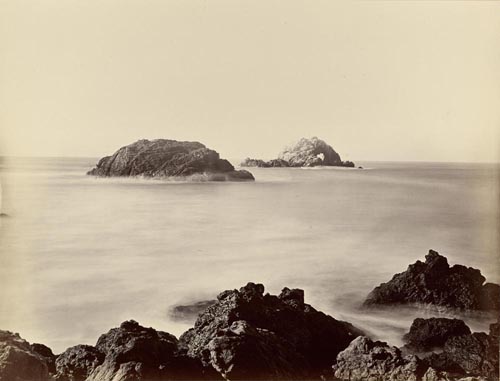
[0,157,498,352]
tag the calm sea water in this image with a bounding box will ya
[0,157,498,353]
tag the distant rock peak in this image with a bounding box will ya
[241,137,355,168]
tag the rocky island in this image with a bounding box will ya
[2,253,498,381]
[241,137,355,168]
[87,139,254,181]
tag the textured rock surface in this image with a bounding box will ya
[419,319,499,381]
[87,139,254,181]
[205,320,308,380]
[333,336,426,381]
[86,320,217,381]
[403,318,472,352]
[364,250,500,310]
[0,330,50,381]
[278,137,344,167]
[240,137,355,168]
[30,343,56,374]
[179,282,362,379]
[443,331,498,380]
[55,344,104,381]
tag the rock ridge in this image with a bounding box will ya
[87,139,254,181]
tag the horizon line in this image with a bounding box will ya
[0,155,499,166]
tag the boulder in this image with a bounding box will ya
[364,250,500,310]
[87,139,254,181]
[332,336,426,381]
[0,330,50,381]
[54,344,104,381]
[86,320,217,381]
[179,282,363,380]
[403,318,471,352]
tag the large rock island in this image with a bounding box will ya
[87,139,254,181]
[241,137,355,168]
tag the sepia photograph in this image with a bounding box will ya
[0,1,499,380]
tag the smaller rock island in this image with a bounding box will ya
[87,139,254,181]
[241,137,355,168]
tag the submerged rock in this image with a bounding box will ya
[179,282,363,380]
[240,158,290,168]
[170,300,217,322]
[403,318,472,352]
[0,330,50,381]
[364,250,500,311]
[240,137,355,168]
[87,139,254,181]
[333,336,426,381]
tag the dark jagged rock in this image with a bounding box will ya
[332,336,427,381]
[478,283,500,310]
[364,250,500,311]
[403,318,472,352]
[206,320,308,380]
[240,137,355,168]
[87,139,254,181]
[31,343,56,374]
[170,300,217,322]
[55,344,104,381]
[423,352,466,376]
[0,330,50,381]
[179,282,363,380]
[86,320,218,381]
[418,319,499,381]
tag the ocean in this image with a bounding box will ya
[0,157,498,353]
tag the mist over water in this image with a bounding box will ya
[0,157,498,353]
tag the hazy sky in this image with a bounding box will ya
[1,0,499,162]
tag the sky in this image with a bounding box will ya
[0,0,499,162]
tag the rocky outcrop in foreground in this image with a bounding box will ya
[334,319,499,381]
[87,139,254,181]
[0,283,362,381]
[241,137,355,168]
[0,330,51,381]
[333,336,426,381]
[178,283,363,380]
[1,279,498,381]
[364,250,500,310]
